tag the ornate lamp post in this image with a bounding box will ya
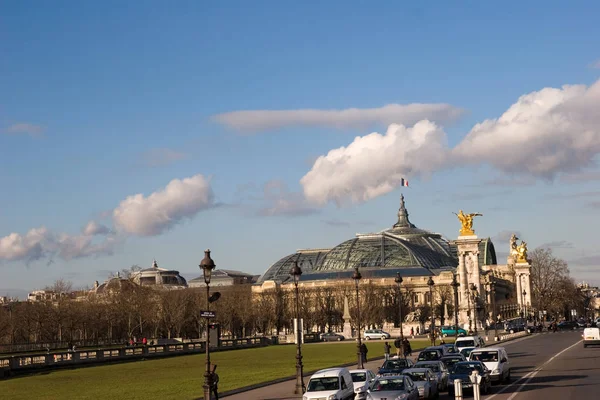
[200,249,216,400]
[352,267,363,369]
[490,281,498,341]
[395,272,404,341]
[289,262,305,394]
[470,283,478,335]
[427,276,435,345]
[451,273,460,337]
[522,290,527,321]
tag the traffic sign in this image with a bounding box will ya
[200,310,216,318]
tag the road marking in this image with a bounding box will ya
[483,338,583,400]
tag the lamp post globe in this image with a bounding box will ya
[199,249,216,400]
[289,262,305,394]
[352,267,364,369]
[395,273,404,341]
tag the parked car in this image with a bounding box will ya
[349,369,376,400]
[440,326,468,337]
[448,361,492,395]
[366,374,420,400]
[320,332,345,342]
[364,329,391,340]
[377,358,414,375]
[414,360,449,391]
[505,322,526,334]
[403,368,439,399]
[469,346,511,383]
[304,367,355,400]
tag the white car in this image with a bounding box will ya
[469,347,511,383]
[350,369,376,400]
[583,327,600,347]
[455,336,485,353]
[364,329,391,340]
[304,367,355,400]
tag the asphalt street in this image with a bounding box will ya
[223,330,589,400]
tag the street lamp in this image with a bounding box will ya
[427,276,435,345]
[470,283,478,335]
[490,281,498,341]
[289,262,305,394]
[395,272,404,341]
[451,273,460,337]
[352,267,363,369]
[522,290,527,321]
[200,249,216,400]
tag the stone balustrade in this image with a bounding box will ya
[0,337,270,379]
[498,330,529,342]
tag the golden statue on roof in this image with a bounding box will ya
[516,241,529,263]
[454,210,483,236]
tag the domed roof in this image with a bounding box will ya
[94,274,138,295]
[132,260,188,288]
[258,195,460,283]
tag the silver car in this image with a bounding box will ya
[414,360,449,391]
[403,368,439,399]
[367,375,419,400]
[350,369,376,400]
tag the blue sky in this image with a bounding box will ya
[2,1,600,297]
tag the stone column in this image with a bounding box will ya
[524,273,532,306]
[458,251,467,305]
[515,273,522,307]
[472,251,481,293]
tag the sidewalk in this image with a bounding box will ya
[222,354,417,400]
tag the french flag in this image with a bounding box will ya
[401,178,409,187]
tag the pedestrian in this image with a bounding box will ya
[416,326,420,335]
[211,364,219,400]
[142,337,147,346]
[403,338,412,357]
[410,327,414,337]
[360,343,368,364]
[394,337,402,357]
[384,341,391,360]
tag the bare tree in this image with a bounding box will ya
[530,248,571,317]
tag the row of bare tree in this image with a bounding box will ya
[0,248,588,347]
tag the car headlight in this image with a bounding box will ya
[327,395,338,400]
[303,396,308,400]
[395,394,409,400]
[492,369,500,374]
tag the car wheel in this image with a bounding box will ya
[337,337,342,341]
[443,333,447,337]
[510,329,514,334]
[365,336,370,340]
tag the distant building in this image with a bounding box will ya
[189,269,259,288]
[27,290,64,302]
[131,260,188,290]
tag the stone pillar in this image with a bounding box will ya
[342,296,353,339]
[515,273,522,307]
[458,251,468,305]
[472,251,481,294]
[451,236,482,329]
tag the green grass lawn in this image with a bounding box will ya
[0,339,437,400]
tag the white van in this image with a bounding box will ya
[304,367,355,400]
[469,346,511,383]
[455,336,485,352]
[583,327,600,347]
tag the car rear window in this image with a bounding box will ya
[307,377,339,392]
[351,372,367,382]
[456,340,475,347]
[471,351,499,362]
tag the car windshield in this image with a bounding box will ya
[383,359,410,369]
[418,351,441,360]
[407,372,427,381]
[370,378,405,392]
[418,363,440,372]
[470,351,499,362]
[307,377,339,392]
[351,372,367,382]
[444,345,457,353]
[457,340,475,347]
[443,358,462,367]
[453,363,484,374]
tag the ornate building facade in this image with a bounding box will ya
[254,195,533,332]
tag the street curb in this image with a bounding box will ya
[214,333,529,399]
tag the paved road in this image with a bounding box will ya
[223,330,587,400]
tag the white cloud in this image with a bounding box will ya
[4,123,45,137]
[112,174,215,236]
[302,79,600,206]
[453,80,600,177]
[139,148,188,167]
[0,226,117,263]
[301,120,448,206]
[212,103,464,133]
[590,59,600,69]
[82,221,111,236]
